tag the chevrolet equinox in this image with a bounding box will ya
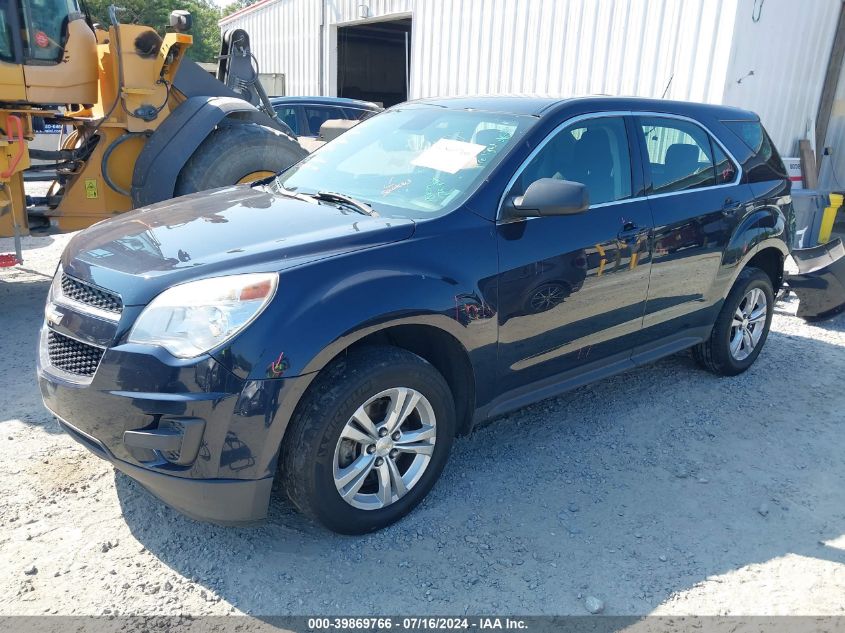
[38,97,793,533]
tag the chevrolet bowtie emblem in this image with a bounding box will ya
[45,304,64,327]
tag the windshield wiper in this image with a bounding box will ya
[314,191,379,217]
[264,177,317,203]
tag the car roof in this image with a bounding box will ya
[403,95,758,120]
[269,96,383,111]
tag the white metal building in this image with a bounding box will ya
[220,0,845,187]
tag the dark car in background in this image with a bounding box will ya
[38,96,792,534]
[270,96,383,138]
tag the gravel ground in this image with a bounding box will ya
[1,230,845,618]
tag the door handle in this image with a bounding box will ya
[617,223,640,240]
[722,198,742,215]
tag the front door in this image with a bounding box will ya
[496,115,654,394]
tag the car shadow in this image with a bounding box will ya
[114,312,845,616]
[0,274,63,433]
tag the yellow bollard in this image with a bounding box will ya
[819,193,843,244]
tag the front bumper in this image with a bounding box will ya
[55,415,273,525]
[38,325,313,525]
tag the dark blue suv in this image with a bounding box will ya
[38,96,792,533]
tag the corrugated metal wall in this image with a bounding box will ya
[220,0,842,159]
[721,0,842,156]
[220,0,739,102]
[409,0,738,104]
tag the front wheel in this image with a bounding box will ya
[280,346,456,534]
[693,267,774,376]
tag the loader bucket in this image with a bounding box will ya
[786,238,845,320]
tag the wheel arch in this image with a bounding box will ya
[344,323,476,437]
[130,96,294,208]
[252,310,484,482]
[744,245,786,291]
[299,317,477,438]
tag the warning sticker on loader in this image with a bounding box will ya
[85,179,98,199]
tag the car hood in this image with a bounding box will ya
[61,185,415,306]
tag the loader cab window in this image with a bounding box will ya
[0,0,15,62]
[19,0,74,63]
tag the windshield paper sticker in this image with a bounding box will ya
[411,139,486,174]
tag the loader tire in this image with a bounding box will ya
[174,122,307,195]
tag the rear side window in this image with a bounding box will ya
[723,120,787,183]
[639,117,717,194]
[712,142,737,185]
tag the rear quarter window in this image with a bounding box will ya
[723,120,787,183]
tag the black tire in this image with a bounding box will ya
[174,122,307,196]
[280,346,456,534]
[692,267,774,376]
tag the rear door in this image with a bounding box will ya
[633,114,752,349]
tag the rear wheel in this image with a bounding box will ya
[280,346,456,534]
[174,122,307,195]
[693,267,774,375]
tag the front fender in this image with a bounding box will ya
[212,210,499,380]
[222,258,498,382]
[212,212,499,477]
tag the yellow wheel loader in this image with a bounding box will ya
[0,1,306,266]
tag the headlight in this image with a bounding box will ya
[127,273,278,358]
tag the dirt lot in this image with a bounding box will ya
[1,231,845,618]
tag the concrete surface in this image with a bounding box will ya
[1,232,845,617]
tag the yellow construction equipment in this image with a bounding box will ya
[0,2,306,265]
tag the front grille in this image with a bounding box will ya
[61,274,123,314]
[47,331,104,377]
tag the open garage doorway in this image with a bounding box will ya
[337,17,411,107]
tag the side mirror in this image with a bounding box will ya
[504,178,589,219]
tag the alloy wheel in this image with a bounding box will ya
[333,387,437,510]
[729,287,768,361]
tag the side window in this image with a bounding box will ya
[0,0,12,62]
[273,105,299,135]
[512,116,632,206]
[21,0,73,63]
[640,117,716,194]
[723,120,787,182]
[303,106,345,136]
[712,140,737,185]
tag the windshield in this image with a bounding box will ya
[275,105,536,219]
